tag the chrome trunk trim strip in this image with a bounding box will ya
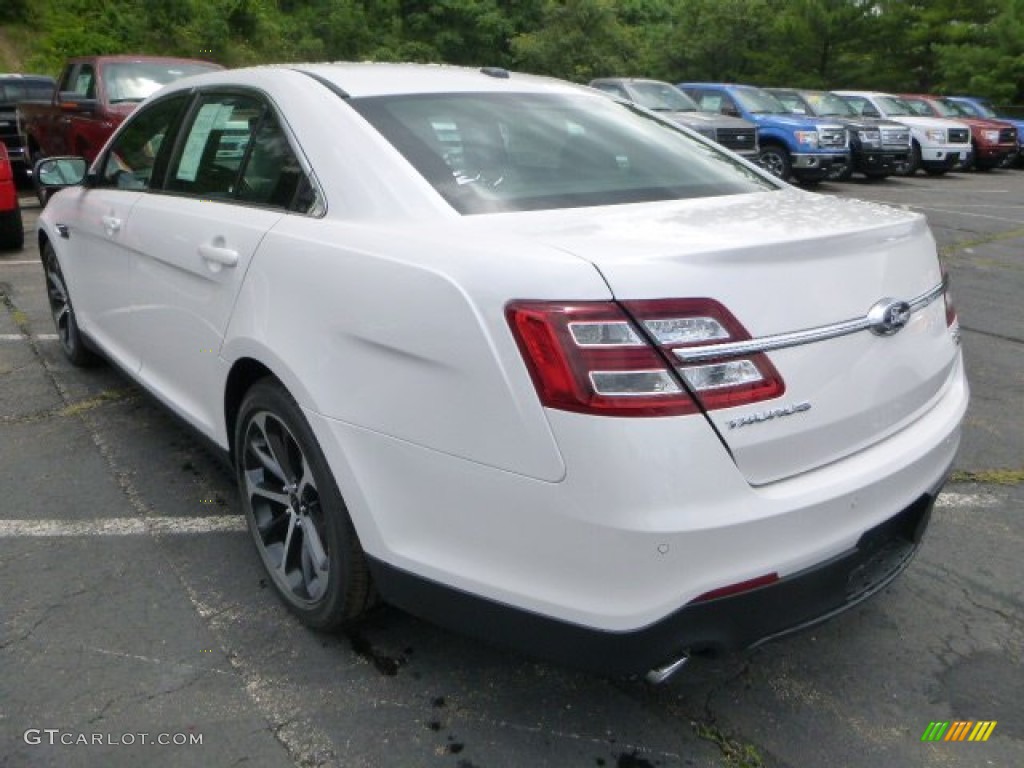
[673,279,946,363]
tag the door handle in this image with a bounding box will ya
[198,243,239,268]
[102,215,121,233]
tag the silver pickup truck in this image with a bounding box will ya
[589,77,759,160]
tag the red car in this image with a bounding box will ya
[0,143,23,250]
[900,93,1018,170]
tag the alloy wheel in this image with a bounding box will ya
[241,410,331,606]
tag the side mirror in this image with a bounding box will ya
[57,91,98,114]
[33,156,88,207]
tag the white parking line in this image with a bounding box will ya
[933,491,1000,508]
[0,516,246,537]
[0,333,58,341]
[0,491,995,538]
[0,260,40,266]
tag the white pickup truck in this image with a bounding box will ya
[835,90,971,175]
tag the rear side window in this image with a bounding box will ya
[351,92,775,215]
[168,93,262,199]
[166,92,317,212]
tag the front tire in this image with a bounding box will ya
[41,240,99,366]
[758,144,792,181]
[236,379,372,629]
[901,142,922,176]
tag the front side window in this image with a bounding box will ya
[98,94,189,190]
[73,65,96,99]
[351,91,775,215]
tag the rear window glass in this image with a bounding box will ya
[0,80,55,104]
[350,92,775,215]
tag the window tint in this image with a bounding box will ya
[168,93,261,199]
[98,94,188,190]
[0,80,55,103]
[73,65,96,99]
[237,111,310,210]
[351,92,775,215]
[167,92,316,212]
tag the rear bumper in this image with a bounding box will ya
[368,488,941,675]
[309,344,967,674]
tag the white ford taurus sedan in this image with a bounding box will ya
[35,63,967,680]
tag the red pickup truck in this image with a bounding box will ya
[18,55,221,166]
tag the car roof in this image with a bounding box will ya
[591,78,669,85]
[68,55,222,67]
[289,62,584,98]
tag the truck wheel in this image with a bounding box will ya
[0,208,24,251]
[758,144,792,181]
[900,142,922,176]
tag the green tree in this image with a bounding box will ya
[658,0,774,83]
[510,0,642,81]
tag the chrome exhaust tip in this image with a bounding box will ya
[644,653,690,684]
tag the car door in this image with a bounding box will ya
[63,92,190,372]
[127,90,313,435]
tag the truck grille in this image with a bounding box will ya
[880,127,910,147]
[715,127,757,152]
[818,126,848,148]
[948,128,970,144]
[1000,128,1017,144]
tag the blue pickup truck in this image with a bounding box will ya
[679,83,850,183]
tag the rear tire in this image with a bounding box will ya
[236,378,373,629]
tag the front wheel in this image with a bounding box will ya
[41,240,99,366]
[900,142,922,176]
[236,379,373,629]
[758,144,792,181]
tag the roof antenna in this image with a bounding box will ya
[480,67,510,79]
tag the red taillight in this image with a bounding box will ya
[507,302,698,417]
[507,299,785,417]
[621,299,785,411]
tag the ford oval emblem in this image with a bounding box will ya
[868,298,912,336]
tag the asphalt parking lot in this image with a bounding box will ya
[1,171,1021,768]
